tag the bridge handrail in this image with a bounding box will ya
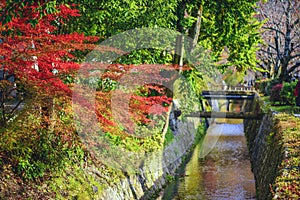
[210,84,254,91]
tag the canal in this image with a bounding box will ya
[159,122,256,200]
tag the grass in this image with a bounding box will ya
[260,95,300,114]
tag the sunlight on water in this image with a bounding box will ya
[199,123,244,158]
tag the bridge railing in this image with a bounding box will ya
[209,84,254,91]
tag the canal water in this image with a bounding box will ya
[160,122,256,200]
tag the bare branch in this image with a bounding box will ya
[262,26,285,36]
[291,54,300,60]
[259,48,280,55]
[292,18,299,26]
[292,43,300,50]
[8,99,24,116]
[288,62,300,74]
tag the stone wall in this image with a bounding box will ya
[244,101,300,199]
[244,112,283,199]
[99,104,202,200]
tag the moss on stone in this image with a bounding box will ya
[244,112,300,199]
[271,114,300,199]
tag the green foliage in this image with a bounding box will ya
[75,76,118,92]
[50,165,104,200]
[61,0,261,73]
[165,174,175,182]
[164,126,174,146]
[115,49,173,65]
[184,46,214,98]
[103,118,165,153]
[280,81,297,105]
[223,67,245,85]
[196,123,206,141]
[0,97,84,181]
[57,0,180,65]
[199,0,262,71]
[97,78,118,92]
[173,76,201,116]
[260,95,300,114]
[63,0,179,36]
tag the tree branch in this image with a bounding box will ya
[259,48,281,55]
[257,63,267,71]
[292,18,299,26]
[189,4,203,53]
[266,43,278,51]
[291,54,300,60]
[262,26,285,36]
[8,99,24,116]
[292,43,300,50]
[288,62,300,74]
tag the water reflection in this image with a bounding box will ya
[164,123,256,200]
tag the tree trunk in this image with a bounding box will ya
[279,1,292,82]
[0,90,6,127]
[173,1,186,67]
[189,4,203,54]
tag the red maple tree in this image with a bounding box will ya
[0,1,98,96]
[0,1,177,135]
[0,1,99,127]
[74,63,177,136]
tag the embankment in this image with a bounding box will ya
[244,108,300,199]
[99,110,203,199]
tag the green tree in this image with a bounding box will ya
[58,0,180,65]
[2,0,262,71]
[175,0,262,72]
[60,0,179,36]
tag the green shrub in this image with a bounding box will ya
[164,126,174,146]
[280,81,297,105]
[0,96,85,181]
